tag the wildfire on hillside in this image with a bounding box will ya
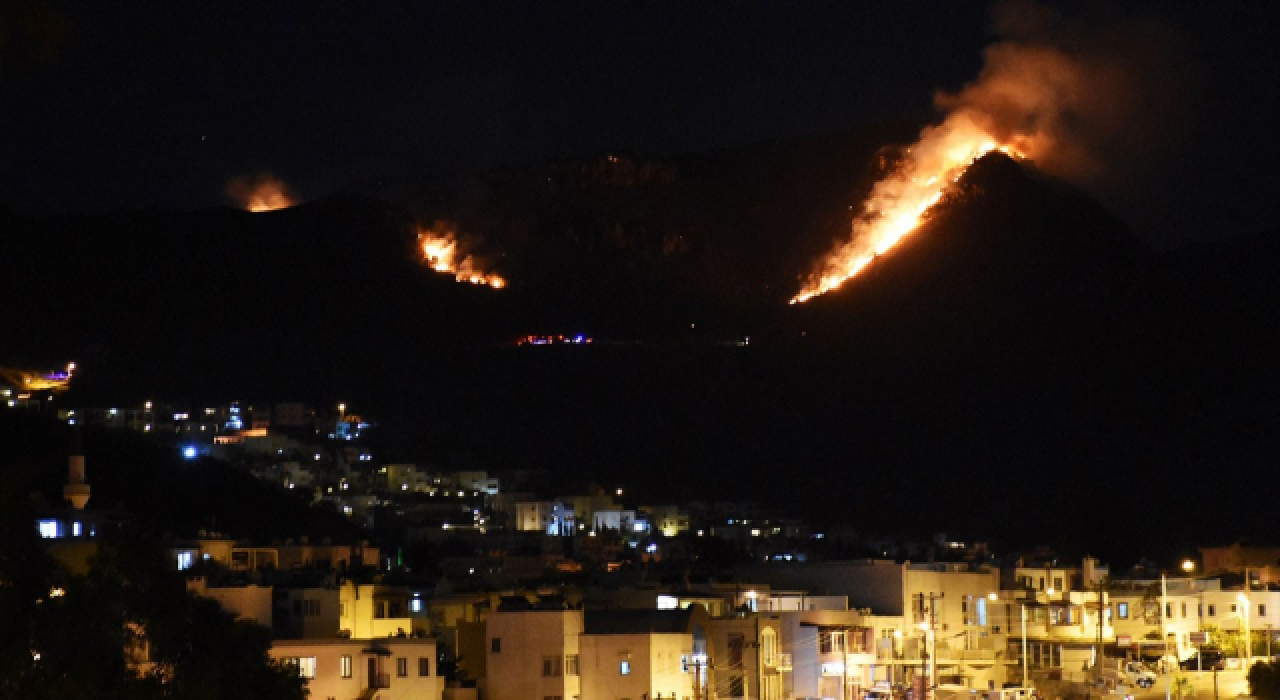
[790,1,1173,304]
[791,114,1026,304]
[417,224,506,289]
[226,173,295,212]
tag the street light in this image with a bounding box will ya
[1238,593,1250,667]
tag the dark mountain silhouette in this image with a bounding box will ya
[3,128,1277,563]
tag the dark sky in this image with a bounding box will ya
[3,1,1277,247]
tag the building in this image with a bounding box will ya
[270,637,442,700]
[484,607,584,700]
[579,607,711,700]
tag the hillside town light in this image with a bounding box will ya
[1182,560,1196,573]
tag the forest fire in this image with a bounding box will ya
[226,174,295,212]
[417,226,506,289]
[788,1,1168,304]
[791,114,1025,304]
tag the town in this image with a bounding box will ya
[7,391,1276,700]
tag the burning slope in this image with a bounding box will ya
[793,1,1182,304]
[792,114,1027,303]
[417,223,505,288]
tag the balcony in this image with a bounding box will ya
[774,653,793,671]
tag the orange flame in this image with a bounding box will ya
[226,173,295,212]
[417,225,506,289]
[791,112,1026,304]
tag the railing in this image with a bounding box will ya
[775,653,793,671]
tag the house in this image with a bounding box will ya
[270,637,442,700]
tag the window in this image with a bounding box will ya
[1167,603,1174,618]
[543,655,563,677]
[176,551,194,570]
[762,674,781,700]
[38,519,60,538]
[1199,604,1204,618]
[409,598,423,613]
[1117,602,1129,620]
[294,599,320,616]
[620,660,631,675]
[396,657,407,677]
[1231,604,1238,614]
[761,628,778,666]
[1181,603,1187,618]
[1261,604,1268,617]
[1053,577,1063,591]
[565,654,580,676]
[819,631,844,654]
[283,657,317,679]
[418,657,430,677]
[491,638,501,653]
[1209,604,1216,617]
[340,655,352,678]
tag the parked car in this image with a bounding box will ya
[1180,650,1227,671]
[1124,661,1158,688]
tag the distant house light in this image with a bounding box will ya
[182,446,198,459]
[38,519,60,538]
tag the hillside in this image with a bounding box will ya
[3,130,1278,560]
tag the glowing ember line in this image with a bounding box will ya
[791,113,1021,304]
[417,227,506,289]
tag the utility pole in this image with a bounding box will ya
[1095,577,1107,682]
[914,593,944,700]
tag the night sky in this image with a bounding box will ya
[3,1,1277,247]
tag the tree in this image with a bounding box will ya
[6,526,306,700]
[1248,661,1280,699]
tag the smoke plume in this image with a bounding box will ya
[937,0,1192,188]
[226,173,296,212]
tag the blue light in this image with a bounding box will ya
[182,446,198,459]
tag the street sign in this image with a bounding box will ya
[1190,631,1209,645]
[1117,635,1132,647]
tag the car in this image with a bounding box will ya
[1180,651,1227,671]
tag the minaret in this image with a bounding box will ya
[64,425,91,510]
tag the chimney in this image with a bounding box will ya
[64,425,91,510]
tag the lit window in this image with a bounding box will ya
[619,660,631,675]
[409,597,423,613]
[38,519,59,538]
[284,657,317,679]
[176,551,194,570]
[72,521,83,537]
[1117,602,1128,619]
[565,654,579,676]
[341,655,352,678]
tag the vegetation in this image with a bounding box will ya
[1248,661,1280,699]
[0,500,305,699]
